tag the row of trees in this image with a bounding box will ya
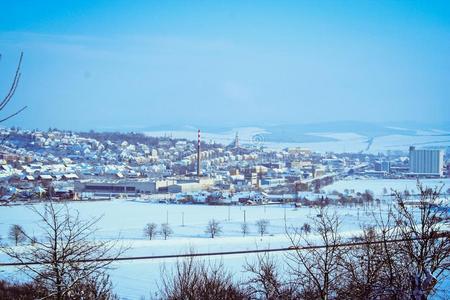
[143,222,173,240]
[142,218,275,240]
[205,219,271,238]
[4,217,277,248]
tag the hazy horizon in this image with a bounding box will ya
[1,1,449,130]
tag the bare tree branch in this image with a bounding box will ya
[0,52,27,124]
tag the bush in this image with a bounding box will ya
[160,257,247,300]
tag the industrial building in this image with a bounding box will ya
[74,179,176,194]
[167,177,215,193]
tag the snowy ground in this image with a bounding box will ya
[0,179,448,299]
[0,203,382,299]
[145,127,269,147]
[325,178,450,196]
[145,127,450,153]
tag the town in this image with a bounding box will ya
[1,126,448,205]
[1,0,450,298]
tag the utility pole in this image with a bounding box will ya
[197,129,201,177]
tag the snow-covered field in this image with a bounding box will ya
[145,127,269,147]
[145,127,450,153]
[0,202,381,298]
[325,178,450,196]
[0,179,448,299]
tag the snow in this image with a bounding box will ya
[145,127,269,146]
[145,127,450,153]
[0,178,448,298]
[369,134,450,153]
[0,202,381,298]
[325,178,450,196]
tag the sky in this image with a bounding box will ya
[0,0,449,131]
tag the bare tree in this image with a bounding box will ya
[300,223,311,234]
[245,252,299,299]
[362,189,374,202]
[390,182,450,299]
[8,224,26,246]
[256,219,270,237]
[205,219,222,239]
[0,52,27,123]
[338,226,390,299]
[143,222,158,240]
[160,256,246,299]
[241,222,250,237]
[161,223,173,240]
[362,207,410,299]
[337,183,450,299]
[2,202,123,300]
[286,208,343,300]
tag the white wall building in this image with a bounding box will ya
[409,146,444,176]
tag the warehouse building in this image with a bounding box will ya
[75,179,175,194]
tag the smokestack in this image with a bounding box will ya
[197,129,201,177]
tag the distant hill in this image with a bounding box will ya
[139,121,449,144]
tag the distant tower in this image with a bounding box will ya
[197,129,201,177]
[234,132,240,149]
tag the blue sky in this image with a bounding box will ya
[0,0,449,131]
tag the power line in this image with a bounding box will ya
[0,233,447,267]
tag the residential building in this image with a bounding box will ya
[409,147,444,176]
